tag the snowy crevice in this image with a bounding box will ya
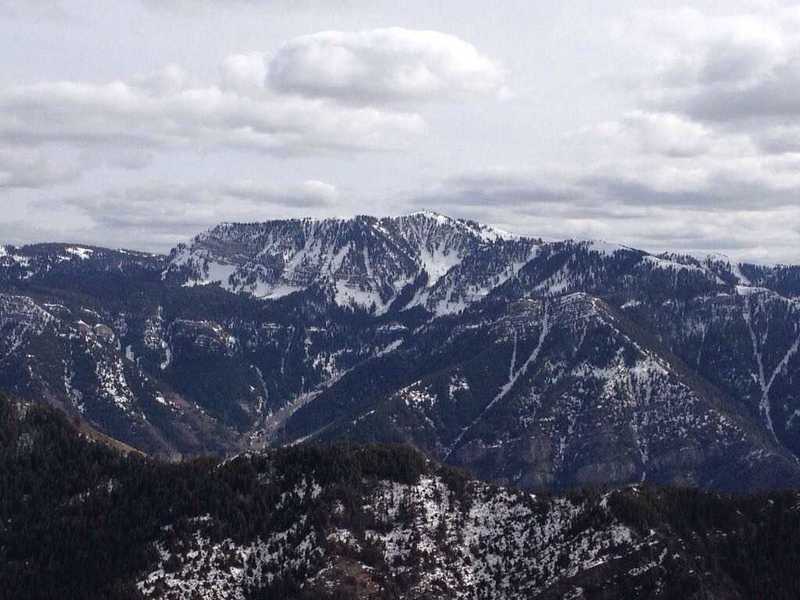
[742,295,800,443]
[445,305,551,459]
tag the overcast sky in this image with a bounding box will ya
[1,0,799,262]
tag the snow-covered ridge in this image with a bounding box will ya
[0,243,165,282]
[161,212,800,317]
[165,212,538,314]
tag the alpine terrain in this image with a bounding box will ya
[1,212,799,493]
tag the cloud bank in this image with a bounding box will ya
[0,27,505,191]
[41,179,341,251]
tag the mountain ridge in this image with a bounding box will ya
[1,212,799,494]
[163,211,536,316]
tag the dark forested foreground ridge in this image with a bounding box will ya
[1,212,800,493]
[3,394,800,600]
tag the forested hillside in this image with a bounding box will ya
[3,394,800,599]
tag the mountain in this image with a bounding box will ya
[164,211,537,316]
[1,213,799,492]
[310,292,800,491]
[4,394,800,600]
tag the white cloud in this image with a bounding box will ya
[133,64,191,95]
[220,53,268,94]
[0,28,507,191]
[592,111,713,158]
[267,27,507,103]
[0,29,507,189]
[217,178,340,207]
[0,75,424,155]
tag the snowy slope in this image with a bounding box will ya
[164,212,532,314]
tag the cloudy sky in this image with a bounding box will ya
[2,0,799,262]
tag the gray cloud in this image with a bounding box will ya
[668,67,800,124]
[751,124,800,154]
[138,0,298,13]
[52,179,340,250]
[0,218,70,247]
[413,172,577,208]
[0,0,66,19]
[411,156,800,215]
[404,165,800,262]
[622,8,800,129]
[573,173,800,210]
[0,146,80,188]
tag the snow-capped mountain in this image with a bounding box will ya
[164,211,537,316]
[1,214,799,493]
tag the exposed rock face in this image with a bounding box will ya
[164,211,537,315]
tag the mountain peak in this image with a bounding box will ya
[165,212,536,314]
[404,209,453,222]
